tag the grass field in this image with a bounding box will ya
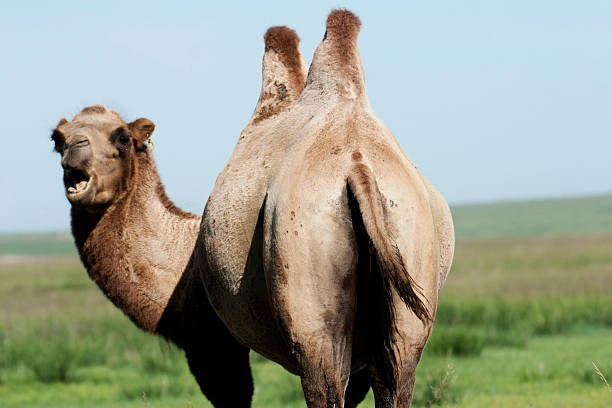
[452,193,612,238]
[1,193,611,407]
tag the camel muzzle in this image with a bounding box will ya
[62,145,94,204]
[61,138,91,172]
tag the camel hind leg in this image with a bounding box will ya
[357,256,432,407]
[299,336,371,408]
[298,339,352,408]
[272,262,358,408]
[363,251,435,407]
[274,284,355,408]
[265,209,359,407]
[364,262,433,407]
[358,247,435,407]
[367,306,433,407]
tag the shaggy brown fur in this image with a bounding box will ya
[325,9,362,51]
[72,152,190,330]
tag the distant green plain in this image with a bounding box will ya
[452,193,612,238]
[1,193,611,407]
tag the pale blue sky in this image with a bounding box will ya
[1,1,610,232]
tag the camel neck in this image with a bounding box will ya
[71,152,201,333]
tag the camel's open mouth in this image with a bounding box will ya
[64,169,94,202]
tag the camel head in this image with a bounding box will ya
[51,105,154,210]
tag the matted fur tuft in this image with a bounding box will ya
[250,25,306,125]
[325,9,361,42]
[264,26,302,72]
[310,9,365,93]
[263,26,305,99]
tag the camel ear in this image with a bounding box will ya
[129,118,155,143]
[51,118,68,152]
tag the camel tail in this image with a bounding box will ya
[347,163,430,324]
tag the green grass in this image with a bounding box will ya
[1,302,609,407]
[0,237,610,407]
[414,325,612,408]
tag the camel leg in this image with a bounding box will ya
[265,195,360,407]
[270,259,357,407]
[297,337,352,408]
[180,299,254,408]
[184,339,253,408]
[369,356,418,408]
[368,347,425,407]
[345,368,371,408]
[272,268,357,407]
[368,311,433,408]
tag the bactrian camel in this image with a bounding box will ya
[202,9,454,408]
[51,10,454,408]
[49,26,317,406]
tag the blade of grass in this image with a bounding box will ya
[592,361,611,394]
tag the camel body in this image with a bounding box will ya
[202,10,454,407]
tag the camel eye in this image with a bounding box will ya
[111,127,131,147]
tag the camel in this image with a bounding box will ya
[49,26,309,407]
[202,9,454,408]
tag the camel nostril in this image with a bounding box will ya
[62,162,77,171]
